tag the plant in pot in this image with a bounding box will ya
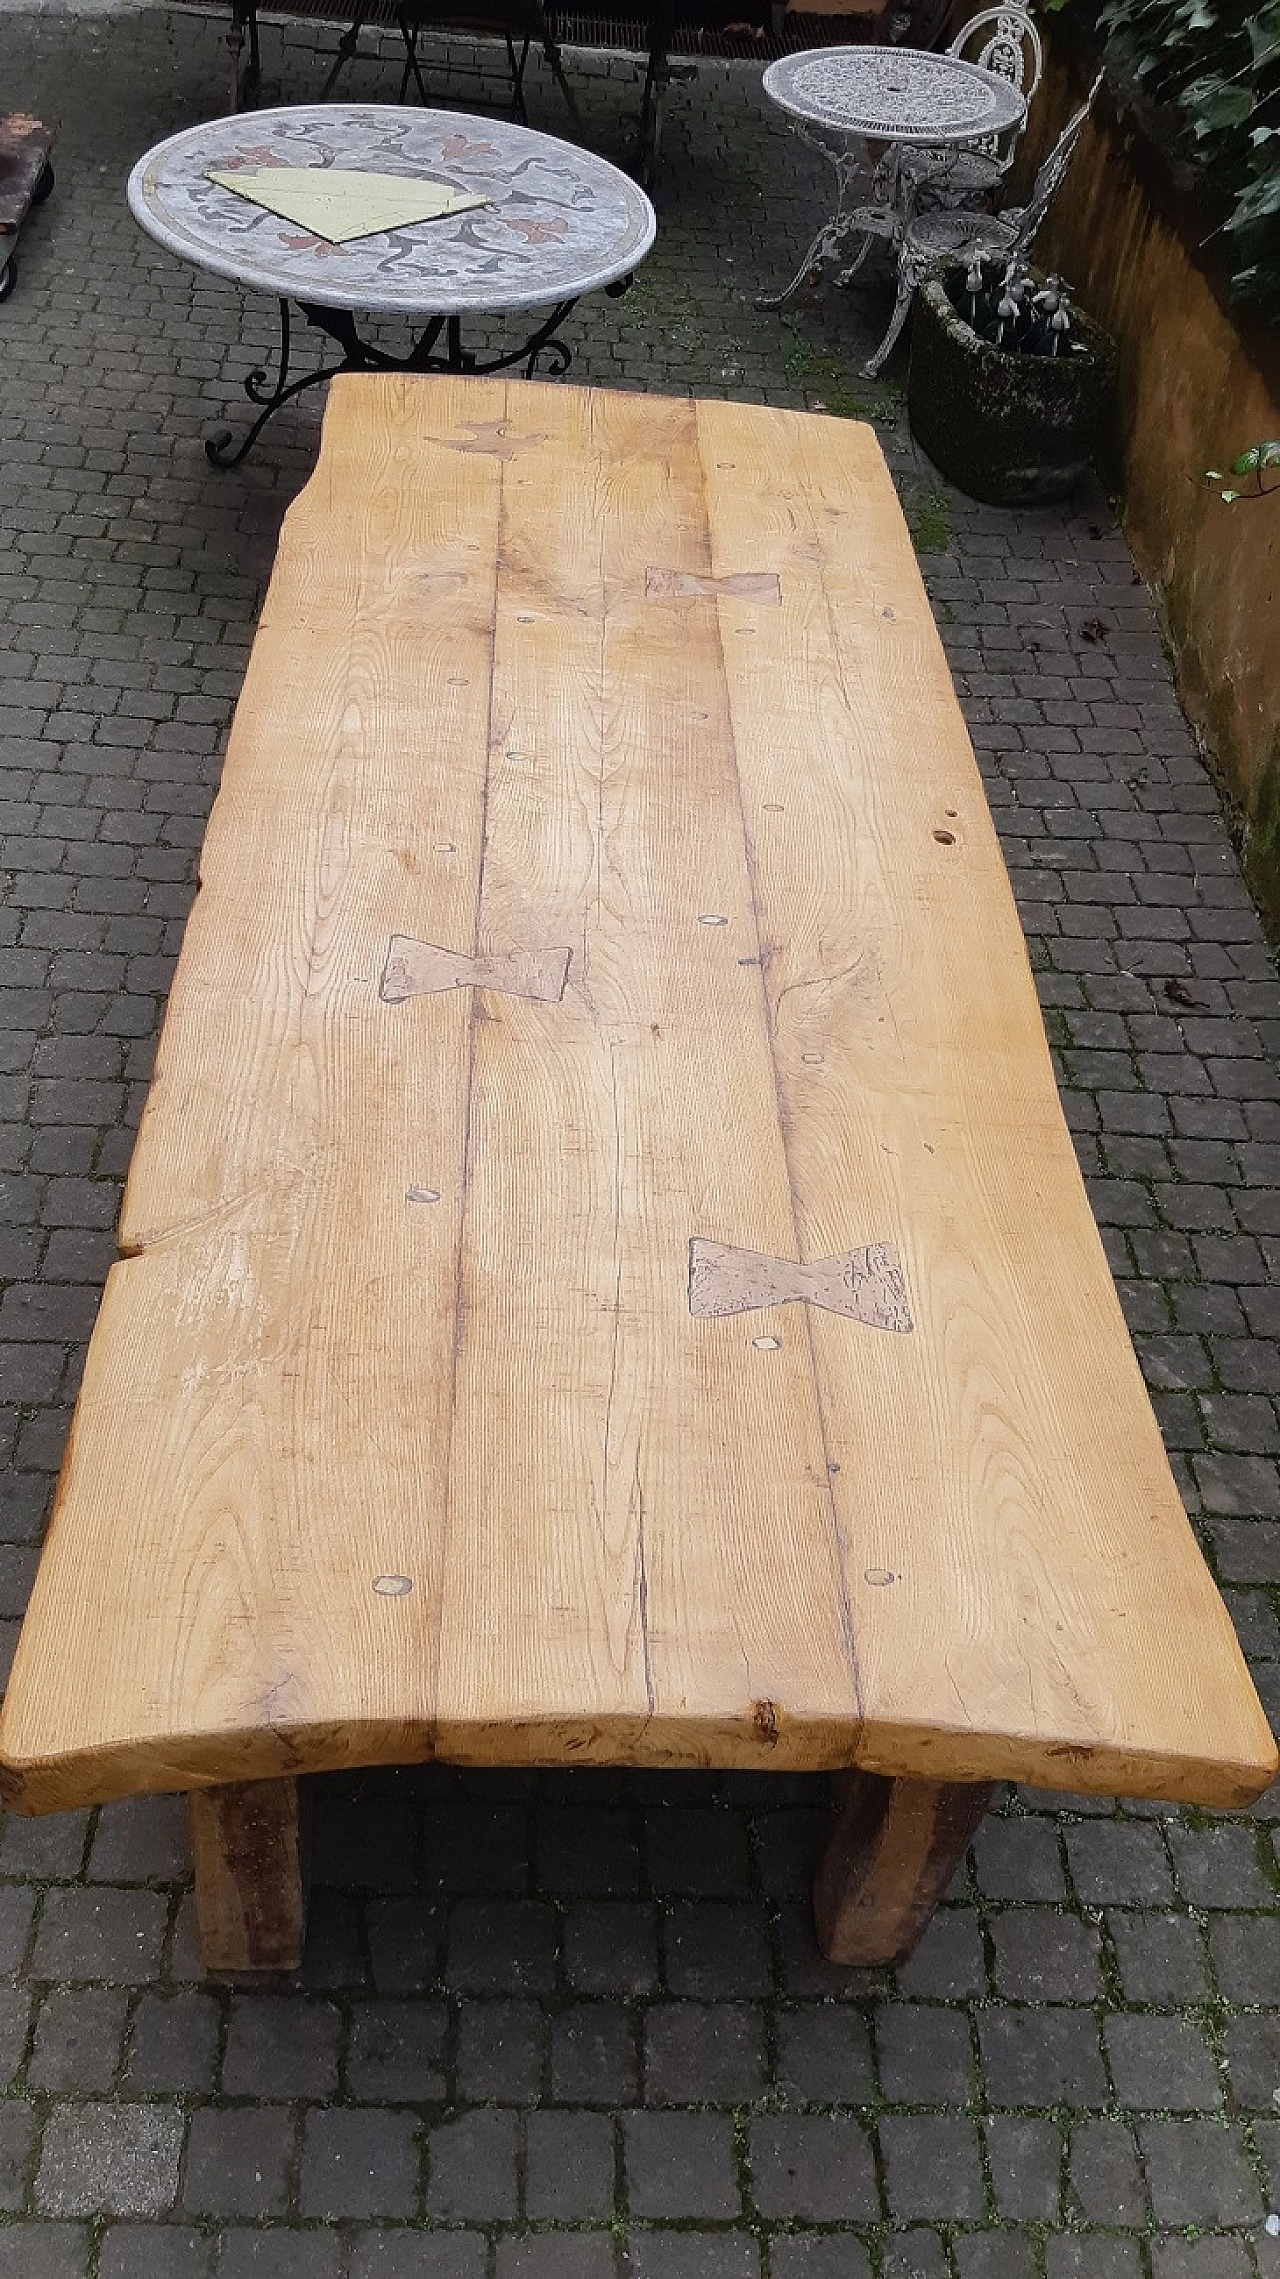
[906,255,1118,507]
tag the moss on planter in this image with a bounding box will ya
[907,271,1118,507]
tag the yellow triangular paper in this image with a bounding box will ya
[207,167,489,243]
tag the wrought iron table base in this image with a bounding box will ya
[206,289,626,467]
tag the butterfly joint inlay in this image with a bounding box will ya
[381,937,571,1004]
[688,1239,913,1333]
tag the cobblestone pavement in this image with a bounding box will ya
[0,6,1278,2274]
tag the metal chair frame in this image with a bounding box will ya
[858,68,1102,377]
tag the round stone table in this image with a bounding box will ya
[128,104,657,465]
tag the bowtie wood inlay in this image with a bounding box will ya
[380,937,572,1005]
[646,568,781,605]
[689,1238,913,1333]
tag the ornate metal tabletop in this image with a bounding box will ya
[762,45,1025,146]
[128,104,655,316]
[127,104,656,466]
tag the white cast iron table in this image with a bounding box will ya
[128,103,656,465]
[758,46,1024,311]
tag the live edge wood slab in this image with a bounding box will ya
[0,377,1273,1970]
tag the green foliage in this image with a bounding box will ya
[1050,0,1280,311]
[1204,436,1280,493]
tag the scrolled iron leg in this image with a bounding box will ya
[836,230,876,288]
[814,1770,993,1965]
[206,300,339,469]
[863,255,919,378]
[755,216,843,313]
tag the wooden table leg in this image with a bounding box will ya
[189,1777,304,1971]
[814,1770,994,1966]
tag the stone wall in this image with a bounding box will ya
[1020,49,1280,928]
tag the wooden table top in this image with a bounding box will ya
[1,376,1273,1815]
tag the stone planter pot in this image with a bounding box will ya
[907,268,1118,507]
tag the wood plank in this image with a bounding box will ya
[814,1771,994,1965]
[0,375,507,1809]
[189,1777,303,1970]
[432,382,863,1764]
[0,376,1271,1818]
[693,398,1276,1805]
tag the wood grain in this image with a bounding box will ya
[189,1776,303,1971]
[814,1771,994,1965]
[0,374,1272,1816]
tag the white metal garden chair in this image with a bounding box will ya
[860,69,1103,377]
[905,5,1045,210]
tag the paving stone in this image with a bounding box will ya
[1105,2013,1221,2110]
[88,1793,187,1882]
[624,2112,741,2219]
[551,2001,641,2103]
[300,2106,421,2219]
[447,1900,558,1994]
[216,2229,344,2277]
[629,2238,763,2279]
[31,1887,168,1983]
[349,2236,488,2279]
[984,2116,1060,2222]
[125,1989,220,2093]
[565,1901,660,1993]
[1066,2118,1146,2224]
[775,2005,875,2102]
[1044,2248,1143,2279]
[184,2105,294,2218]
[750,2114,878,2221]
[345,2000,448,2101]
[768,2242,871,2279]
[978,2009,1109,2107]
[525,2108,617,2218]
[29,1985,129,2091]
[990,1910,1103,2000]
[538,1804,641,1895]
[876,2004,975,2104]
[0,2225,91,2279]
[496,2243,618,2279]
[881,2228,952,2279]
[221,1994,341,2098]
[98,2231,216,2279]
[974,1817,1065,1900]
[1150,2243,1254,2279]
[953,2239,1037,2279]
[1108,1909,1212,2002]
[645,1806,751,1897]
[1169,1822,1277,1906]
[1065,1822,1174,1904]
[664,1902,770,1997]
[1140,2119,1263,2223]
[878,2115,984,2220]
[426,2111,518,2221]
[368,1897,446,1994]
[645,2001,765,2104]
[1208,1911,1280,2002]
[36,2102,183,2217]
[1223,2013,1280,2108]
[456,1997,545,2101]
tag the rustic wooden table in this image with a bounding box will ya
[0,376,1272,1971]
